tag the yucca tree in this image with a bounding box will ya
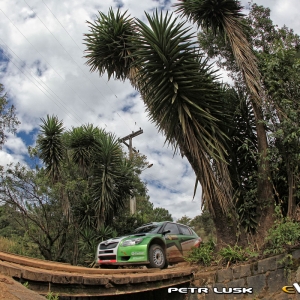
[92,132,133,230]
[67,126,134,229]
[175,0,274,242]
[39,115,65,183]
[84,8,138,86]
[174,0,262,105]
[85,10,239,244]
[66,124,103,178]
[38,117,133,230]
[221,86,259,232]
[38,115,72,227]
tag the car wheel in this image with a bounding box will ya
[162,258,168,269]
[148,244,166,269]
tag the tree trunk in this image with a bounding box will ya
[251,101,275,247]
[39,245,52,261]
[97,205,105,230]
[287,160,296,218]
[181,147,238,247]
[211,199,239,248]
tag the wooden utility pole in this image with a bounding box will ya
[119,129,143,214]
[119,129,143,159]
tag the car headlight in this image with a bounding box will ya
[122,238,143,247]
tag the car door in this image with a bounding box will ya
[177,224,199,258]
[163,222,182,262]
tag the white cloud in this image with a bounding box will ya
[0,0,298,220]
[0,151,27,169]
[3,134,28,155]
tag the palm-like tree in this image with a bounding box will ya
[174,0,262,105]
[38,117,133,230]
[174,0,274,241]
[84,8,137,86]
[221,86,258,232]
[38,115,72,232]
[91,132,133,229]
[39,115,65,183]
[85,10,239,244]
[66,124,103,178]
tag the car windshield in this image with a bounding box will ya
[133,224,161,234]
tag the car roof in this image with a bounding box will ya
[137,222,164,227]
[138,221,191,228]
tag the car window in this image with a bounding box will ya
[133,224,162,234]
[178,224,192,235]
[163,223,180,234]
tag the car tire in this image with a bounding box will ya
[162,258,169,269]
[148,244,166,269]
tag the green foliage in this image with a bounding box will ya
[39,115,65,182]
[0,235,42,258]
[220,87,259,232]
[176,215,192,226]
[112,200,173,236]
[197,2,300,234]
[218,245,246,264]
[185,240,258,267]
[151,207,173,222]
[22,281,29,289]
[0,116,168,265]
[175,0,245,35]
[112,212,144,236]
[184,240,215,266]
[77,226,117,266]
[84,8,233,225]
[0,83,20,149]
[37,117,135,230]
[84,8,135,81]
[264,206,300,254]
[0,163,70,261]
[188,210,216,241]
[0,204,23,237]
[46,291,59,300]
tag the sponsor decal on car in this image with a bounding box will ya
[131,251,145,256]
[165,234,178,240]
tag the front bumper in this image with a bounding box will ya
[97,240,148,265]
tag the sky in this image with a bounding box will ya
[0,0,299,221]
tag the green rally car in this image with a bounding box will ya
[96,221,202,268]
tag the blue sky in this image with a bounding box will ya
[0,0,299,220]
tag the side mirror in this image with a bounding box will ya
[162,230,171,235]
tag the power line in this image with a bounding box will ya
[1,3,139,131]
[0,48,82,125]
[40,1,127,101]
[0,38,84,124]
[0,8,94,118]
[39,0,139,131]
[40,1,122,95]
[41,0,84,52]
[24,0,134,131]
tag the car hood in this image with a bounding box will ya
[100,233,160,245]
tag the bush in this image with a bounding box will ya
[46,292,59,300]
[0,236,42,258]
[218,245,247,264]
[184,240,215,266]
[264,209,300,254]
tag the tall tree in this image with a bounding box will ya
[37,117,134,230]
[0,164,69,261]
[196,3,300,232]
[84,10,238,245]
[39,115,65,183]
[174,0,274,243]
